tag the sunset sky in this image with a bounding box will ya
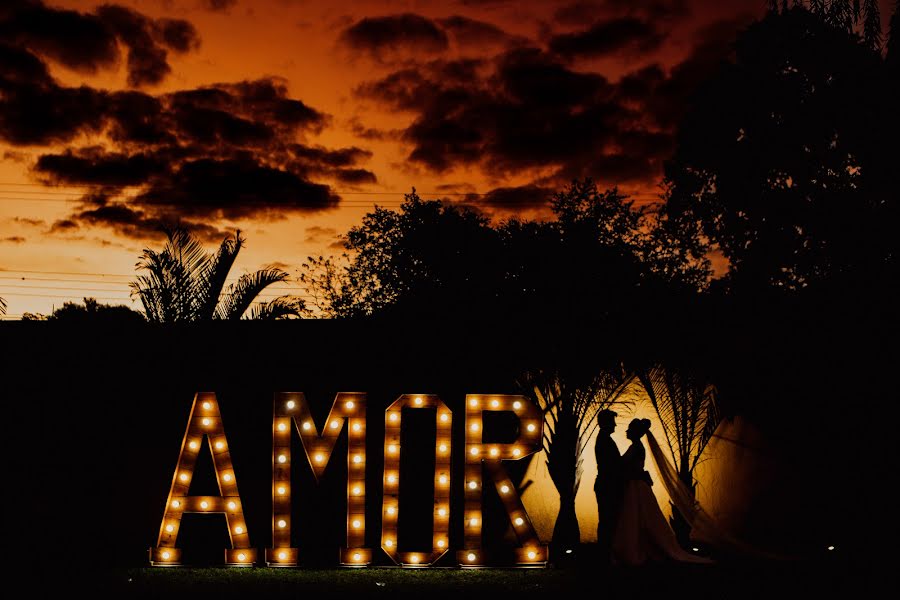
[1,0,890,317]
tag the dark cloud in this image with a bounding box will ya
[73,201,227,242]
[203,0,239,12]
[305,225,337,244]
[35,148,167,187]
[49,218,79,233]
[549,17,666,59]
[0,1,199,88]
[553,0,690,26]
[438,15,514,48]
[11,217,44,227]
[474,184,553,211]
[2,236,25,243]
[340,14,449,61]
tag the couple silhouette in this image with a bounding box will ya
[594,410,712,566]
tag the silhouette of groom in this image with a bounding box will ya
[594,409,623,563]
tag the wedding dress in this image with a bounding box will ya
[612,435,713,566]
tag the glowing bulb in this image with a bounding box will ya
[345,400,355,410]
[277,486,286,495]
[223,473,232,482]
[827,545,835,551]
[302,421,312,431]
[513,401,522,410]
[353,552,361,561]
[235,526,243,534]
[228,501,236,510]
[693,547,700,552]
[440,413,449,423]
[278,519,286,528]
[387,474,397,484]
[437,539,446,548]
[470,423,479,432]
[438,475,448,485]
[237,553,246,561]
[467,552,476,562]
[353,486,361,495]
[202,418,211,427]
[179,473,189,482]
[512,448,522,457]
[188,441,198,450]
[469,398,478,407]
[352,519,361,529]
[200,501,209,509]
[171,500,181,508]
[277,422,287,432]
[489,447,499,457]
[387,506,396,516]
[470,447,479,455]
[527,423,536,432]
[286,400,296,410]
[330,420,340,429]
[353,454,363,464]
[165,524,174,533]
[203,401,211,410]
[437,507,446,517]
[415,396,423,406]
[469,518,478,527]
[528,551,537,560]
[278,551,287,560]
[500,485,510,494]
[514,517,524,526]
[388,444,397,454]
[385,539,394,547]
[215,441,224,450]
[439,443,448,453]
[491,399,499,408]
[314,453,324,463]
[389,412,398,422]
[468,481,477,489]
[161,551,171,560]
[352,423,361,432]
[278,454,287,464]
[410,554,419,564]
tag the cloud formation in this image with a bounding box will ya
[549,17,666,59]
[339,13,449,61]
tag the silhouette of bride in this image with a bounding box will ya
[612,418,713,566]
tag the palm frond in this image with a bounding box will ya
[246,296,308,320]
[197,230,244,320]
[217,268,290,320]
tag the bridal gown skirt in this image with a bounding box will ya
[612,480,713,566]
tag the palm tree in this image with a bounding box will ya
[526,366,633,556]
[131,226,306,322]
[0,296,6,316]
[637,365,720,547]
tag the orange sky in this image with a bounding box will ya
[7,0,888,317]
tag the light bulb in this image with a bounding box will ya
[200,501,209,509]
[203,401,211,410]
[388,444,397,454]
[277,422,287,432]
[235,526,243,534]
[512,448,522,457]
[352,423,361,432]
[161,551,171,560]
[353,486,361,495]
[439,444,448,453]
[314,453,324,463]
[188,441,198,450]
[215,441,224,450]
[165,524,174,533]
[353,553,361,561]
[389,412,398,422]
[469,518,478,527]
[501,485,510,494]
[470,447,479,455]
[527,423,536,432]
[179,473,189,482]
[278,551,287,560]
[303,421,312,431]
[385,539,394,547]
[278,519,286,528]
[353,454,363,464]
[237,553,246,561]
[172,500,181,508]
[467,552,476,562]
[414,396,423,406]
[469,398,478,407]
[527,551,537,560]
[437,508,446,517]
[437,539,446,548]
[438,475,447,485]
[489,447,499,457]
[202,418,211,427]
[223,473,232,482]
[286,400,296,410]
[514,517,524,526]
[468,481,477,489]
[410,554,419,564]
[470,423,479,432]
[491,399,499,408]
[330,420,339,429]
[228,501,236,510]
[352,519,361,529]
[277,486,286,495]
[345,400,355,410]
[513,401,522,410]
[440,413,449,423]
[278,454,287,464]
[387,506,396,516]
[387,474,396,484]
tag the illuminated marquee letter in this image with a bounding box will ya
[150,392,255,567]
[381,395,452,567]
[267,392,370,567]
[458,395,547,567]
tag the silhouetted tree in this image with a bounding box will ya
[132,227,306,322]
[46,297,145,324]
[0,296,6,316]
[663,8,896,292]
[637,365,720,548]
